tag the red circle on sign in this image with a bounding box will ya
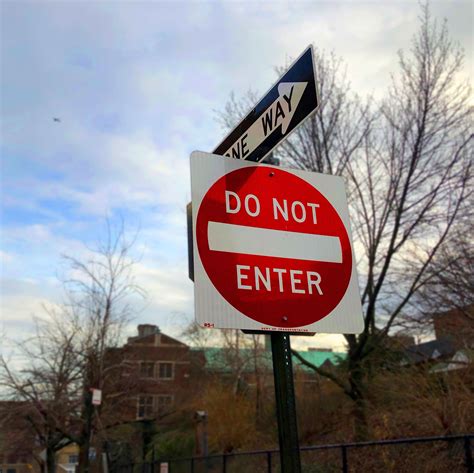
[196,166,352,328]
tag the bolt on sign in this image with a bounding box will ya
[190,151,364,333]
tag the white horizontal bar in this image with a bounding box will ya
[207,221,342,263]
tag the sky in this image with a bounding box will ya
[1,0,472,354]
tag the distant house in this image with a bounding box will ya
[399,304,474,369]
[55,444,80,473]
[431,349,473,373]
[402,338,472,374]
[402,338,456,366]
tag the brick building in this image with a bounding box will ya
[110,324,204,421]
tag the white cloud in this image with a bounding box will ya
[135,261,193,315]
[0,277,61,356]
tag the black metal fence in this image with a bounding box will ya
[114,434,473,473]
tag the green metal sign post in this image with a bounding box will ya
[271,333,302,473]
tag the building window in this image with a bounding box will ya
[156,395,173,415]
[137,395,154,419]
[140,362,155,378]
[68,454,79,464]
[158,362,173,379]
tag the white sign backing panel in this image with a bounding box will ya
[191,151,363,334]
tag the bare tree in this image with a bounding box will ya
[297,3,472,439]
[61,222,145,472]
[0,314,80,473]
[181,320,219,350]
[416,217,474,315]
[220,4,472,439]
[401,214,474,345]
[182,323,270,424]
[0,222,146,471]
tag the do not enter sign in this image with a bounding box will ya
[191,151,363,333]
[197,166,351,327]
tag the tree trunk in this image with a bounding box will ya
[77,392,93,473]
[78,441,90,473]
[353,393,370,441]
[348,361,370,441]
[46,446,56,473]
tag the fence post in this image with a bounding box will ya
[464,436,473,473]
[341,445,348,473]
[267,451,272,473]
[190,457,194,473]
[223,454,227,473]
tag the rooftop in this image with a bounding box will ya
[404,337,456,364]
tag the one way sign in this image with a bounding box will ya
[214,45,319,163]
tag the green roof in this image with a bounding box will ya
[193,347,345,373]
[294,350,346,370]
